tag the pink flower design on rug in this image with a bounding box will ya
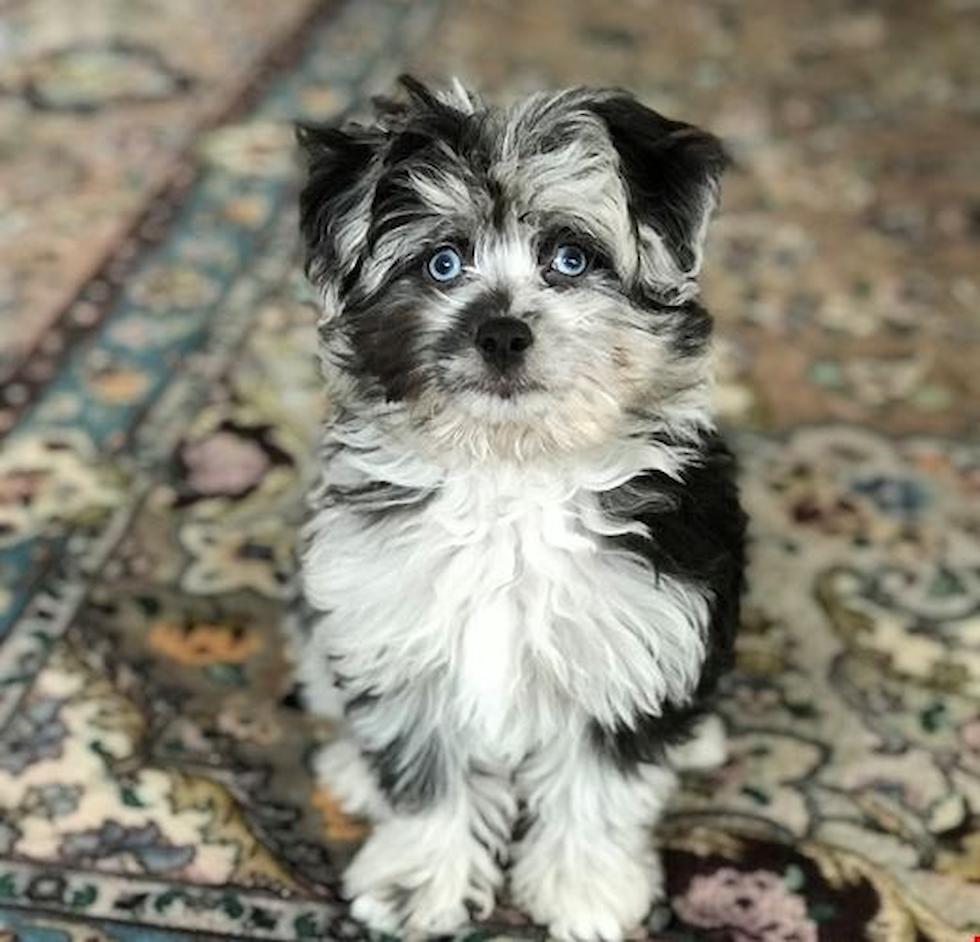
[673,868,818,942]
[181,430,271,498]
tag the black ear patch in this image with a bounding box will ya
[296,122,380,278]
[592,96,727,275]
[296,76,480,285]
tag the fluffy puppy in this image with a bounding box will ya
[294,77,745,941]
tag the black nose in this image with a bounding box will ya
[475,317,533,371]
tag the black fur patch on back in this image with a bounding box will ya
[590,432,747,768]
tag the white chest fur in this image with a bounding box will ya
[302,437,711,759]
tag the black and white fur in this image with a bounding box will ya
[294,78,746,940]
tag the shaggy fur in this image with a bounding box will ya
[294,76,746,940]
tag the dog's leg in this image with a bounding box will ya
[512,727,676,942]
[344,760,515,936]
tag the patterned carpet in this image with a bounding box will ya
[1,0,978,938]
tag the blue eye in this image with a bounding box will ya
[551,244,588,277]
[427,246,463,283]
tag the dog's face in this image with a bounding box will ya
[299,79,726,460]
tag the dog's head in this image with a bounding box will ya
[298,78,726,461]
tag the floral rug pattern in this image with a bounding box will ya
[0,0,326,403]
[1,0,978,939]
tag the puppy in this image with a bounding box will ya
[294,77,745,941]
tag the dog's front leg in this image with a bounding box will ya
[512,726,677,942]
[340,716,515,936]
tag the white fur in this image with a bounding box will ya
[512,729,676,940]
[299,419,712,938]
[344,762,515,935]
[302,423,710,741]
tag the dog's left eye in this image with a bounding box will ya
[426,246,463,283]
[551,244,589,277]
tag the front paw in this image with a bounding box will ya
[511,844,662,941]
[345,816,497,937]
[349,886,466,937]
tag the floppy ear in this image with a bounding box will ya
[592,95,727,281]
[295,76,454,288]
[296,121,380,285]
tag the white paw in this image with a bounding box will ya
[667,714,728,772]
[349,889,401,934]
[349,884,466,937]
[345,813,497,936]
[356,889,468,937]
[511,846,661,941]
[314,739,390,820]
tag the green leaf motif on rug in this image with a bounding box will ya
[69,884,97,908]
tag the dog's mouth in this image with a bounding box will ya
[459,373,546,400]
[436,363,546,401]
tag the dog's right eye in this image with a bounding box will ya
[426,247,463,284]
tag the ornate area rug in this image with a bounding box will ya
[1,0,978,939]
